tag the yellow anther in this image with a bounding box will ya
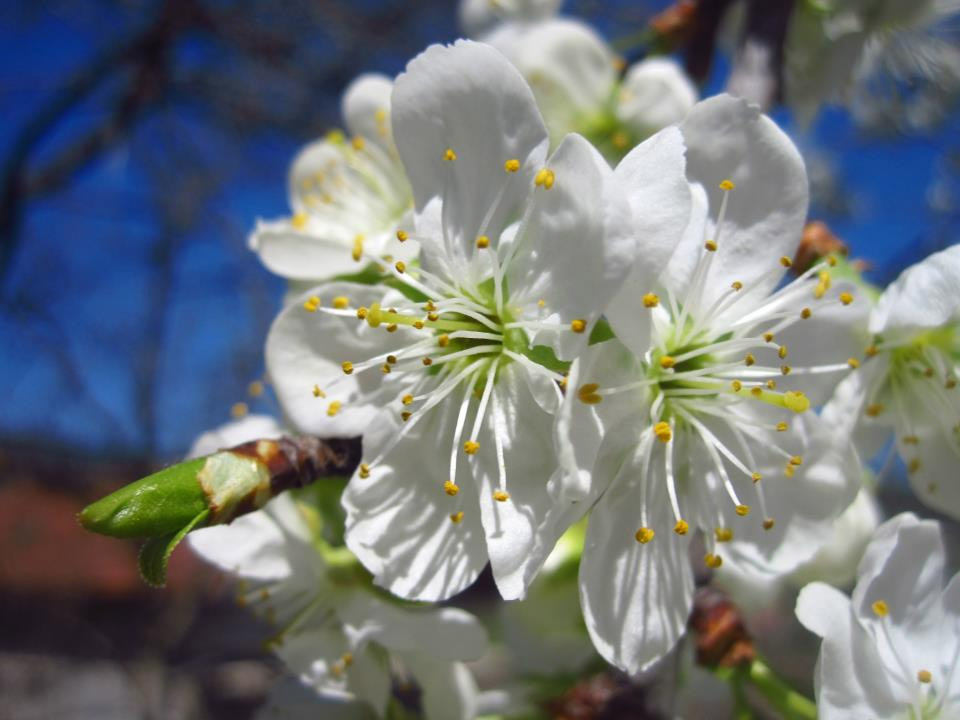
[327,400,342,417]
[438,334,450,347]
[443,148,457,161]
[303,295,321,312]
[751,387,763,397]
[780,256,793,268]
[660,355,676,369]
[424,301,436,312]
[291,212,308,230]
[476,235,490,249]
[450,511,464,524]
[537,299,546,308]
[402,395,414,407]
[763,518,775,531]
[865,345,879,357]
[902,435,919,445]
[534,167,555,189]
[744,353,756,366]
[401,411,412,422]
[611,131,629,149]
[395,261,406,273]
[504,158,521,173]
[763,332,775,343]
[814,270,832,299]
[783,390,809,412]
[781,365,792,376]
[642,292,660,308]
[704,553,723,569]
[827,255,838,266]
[412,320,424,329]
[427,312,440,322]
[848,357,860,368]
[341,361,354,375]
[751,472,762,483]
[570,318,587,334]
[333,296,349,309]
[342,652,354,667]
[577,383,602,405]
[735,504,751,516]
[917,670,932,684]
[443,481,460,496]
[790,455,803,466]
[731,281,743,291]
[387,355,397,364]
[493,490,511,502]
[350,134,366,150]
[800,307,812,319]
[674,519,689,535]
[359,463,370,479]
[635,527,655,544]
[422,357,432,366]
[312,385,325,398]
[731,380,743,392]
[839,292,854,305]
[352,235,364,261]
[231,402,248,419]
[704,240,718,252]
[908,458,921,474]
[866,403,885,417]
[776,421,788,432]
[463,440,480,455]
[381,363,391,374]
[778,345,788,359]
[719,179,735,191]
[396,229,409,242]
[715,527,733,543]
[654,421,672,443]
[872,600,889,617]
[766,379,777,390]
[356,307,368,320]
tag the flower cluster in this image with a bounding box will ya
[87,4,960,718]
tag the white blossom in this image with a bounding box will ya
[822,243,960,520]
[558,94,862,673]
[249,74,415,282]
[797,512,960,719]
[265,40,690,603]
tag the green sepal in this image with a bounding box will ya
[138,508,210,588]
[587,317,615,345]
[79,457,208,538]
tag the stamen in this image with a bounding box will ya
[635,527,655,543]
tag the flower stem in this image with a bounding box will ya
[746,658,817,720]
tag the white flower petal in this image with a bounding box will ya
[266,283,416,436]
[579,439,695,674]
[342,406,487,602]
[401,656,479,720]
[496,19,615,144]
[507,133,636,360]
[250,218,369,281]
[473,364,579,599]
[187,414,284,459]
[795,582,900,719]
[869,243,960,333]
[606,126,693,351]
[342,73,394,147]
[391,40,549,260]
[254,678,376,720]
[820,356,893,462]
[335,591,487,662]
[552,338,646,503]
[676,94,809,306]
[188,494,313,581]
[900,418,960,521]
[616,58,698,135]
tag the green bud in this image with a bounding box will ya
[79,435,362,588]
[79,457,209,538]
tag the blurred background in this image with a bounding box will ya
[0,1,957,718]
